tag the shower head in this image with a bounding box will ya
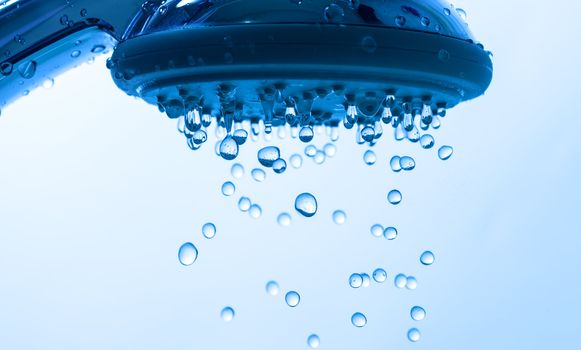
[0,0,492,154]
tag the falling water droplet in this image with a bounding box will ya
[383,226,398,240]
[231,163,245,179]
[332,210,346,225]
[363,150,376,165]
[251,168,266,182]
[351,312,367,327]
[313,150,326,165]
[307,334,320,348]
[406,276,418,290]
[394,273,407,288]
[361,273,371,287]
[299,126,314,143]
[266,281,280,296]
[323,3,344,22]
[221,181,235,196]
[305,145,317,157]
[258,146,281,167]
[285,291,301,307]
[220,306,235,322]
[420,134,435,149]
[178,242,198,266]
[370,224,384,238]
[295,193,318,217]
[372,268,387,283]
[420,251,435,265]
[407,328,421,342]
[349,273,363,288]
[17,60,36,79]
[438,146,453,160]
[290,154,303,168]
[323,143,337,157]
[202,222,216,239]
[400,156,416,171]
[249,204,262,219]
[219,136,239,160]
[238,197,251,212]
[390,156,402,172]
[273,158,287,174]
[277,212,292,227]
[361,126,375,142]
[387,190,402,205]
[411,306,426,321]
[232,129,248,145]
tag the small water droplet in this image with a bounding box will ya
[438,145,453,160]
[421,16,431,26]
[349,273,363,288]
[258,146,281,167]
[394,273,407,288]
[400,156,415,171]
[91,45,105,53]
[361,273,371,287]
[42,78,54,89]
[370,224,383,238]
[178,242,198,266]
[323,3,344,23]
[332,210,346,225]
[71,50,81,58]
[231,163,245,179]
[387,190,402,205]
[285,291,300,307]
[420,251,435,265]
[299,126,314,143]
[221,306,235,322]
[411,306,426,321]
[266,281,280,296]
[307,334,320,348]
[192,130,207,144]
[406,276,418,290]
[456,8,467,21]
[420,134,435,149]
[363,150,376,165]
[202,222,216,239]
[395,15,407,27]
[313,150,326,165]
[238,197,251,212]
[351,312,367,327]
[361,36,377,53]
[220,136,239,160]
[295,193,318,217]
[323,143,337,157]
[305,145,317,157]
[249,204,262,219]
[273,158,287,174]
[390,156,402,172]
[383,227,398,240]
[221,181,235,196]
[251,168,266,182]
[290,154,303,168]
[361,126,375,142]
[407,328,421,342]
[277,212,292,226]
[372,268,387,283]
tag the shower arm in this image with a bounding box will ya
[0,0,145,108]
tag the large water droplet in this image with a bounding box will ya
[420,251,435,265]
[221,181,235,196]
[266,280,280,296]
[231,163,244,179]
[285,291,301,307]
[249,204,262,219]
[232,129,248,145]
[238,197,251,212]
[372,268,387,283]
[202,222,216,239]
[220,136,239,160]
[370,224,384,238]
[387,190,402,205]
[383,226,398,240]
[400,156,416,171]
[390,156,402,172]
[332,210,346,225]
[258,146,281,167]
[363,150,376,165]
[349,273,363,288]
[251,168,266,182]
[18,60,36,79]
[411,306,426,321]
[295,193,318,217]
[394,273,407,288]
[273,158,287,174]
[290,154,303,168]
[277,212,292,227]
[407,328,421,342]
[307,334,320,348]
[299,126,314,143]
[351,312,367,327]
[420,134,435,149]
[221,306,235,322]
[178,242,198,266]
[438,145,453,160]
[456,8,467,21]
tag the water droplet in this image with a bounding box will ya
[363,150,376,165]
[273,158,287,174]
[232,129,248,145]
[251,168,266,182]
[332,210,346,225]
[361,35,377,53]
[1,62,13,76]
[285,291,300,307]
[370,224,383,238]
[202,222,216,239]
[307,334,320,348]
[295,193,318,217]
[411,306,426,321]
[420,134,435,149]
[178,242,198,266]
[91,45,105,53]
[42,78,54,89]
[407,328,421,342]
[395,15,406,27]
[231,163,245,179]
[394,273,407,288]
[438,145,453,160]
[420,251,435,265]
[438,49,450,62]
[220,136,239,160]
[290,154,303,168]
[221,306,235,322]
[299,126,314,143]
[351,312,367,327]
[361,126,375,142]
[444,8,451,16]
[277,212,292,226]
[406,276,418,290]
[383,227,398,240]
[71,50,81,58]
[192,130,207,144]
[221,181,235,196]
[390,156,402,172]
[361,273,371,287]
[305,145,317,157]
[421,16,431,26]
[313,150,326,165]
[17,60,36,79]
[387,190,402,205]
[249,204,262,219]
[238,197,251,212]
[400,156,416,171]
[258,146,281,167]
[266,281,280,296]
[349,273,363,288]
[456,8,467,21]
[372,268,387,283]
[323,3,344,23]
[323,143,337,157]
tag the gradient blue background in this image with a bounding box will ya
[1,1,580,349]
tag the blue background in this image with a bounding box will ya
[1,1,580,349]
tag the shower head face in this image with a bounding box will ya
[110,0,493,129]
